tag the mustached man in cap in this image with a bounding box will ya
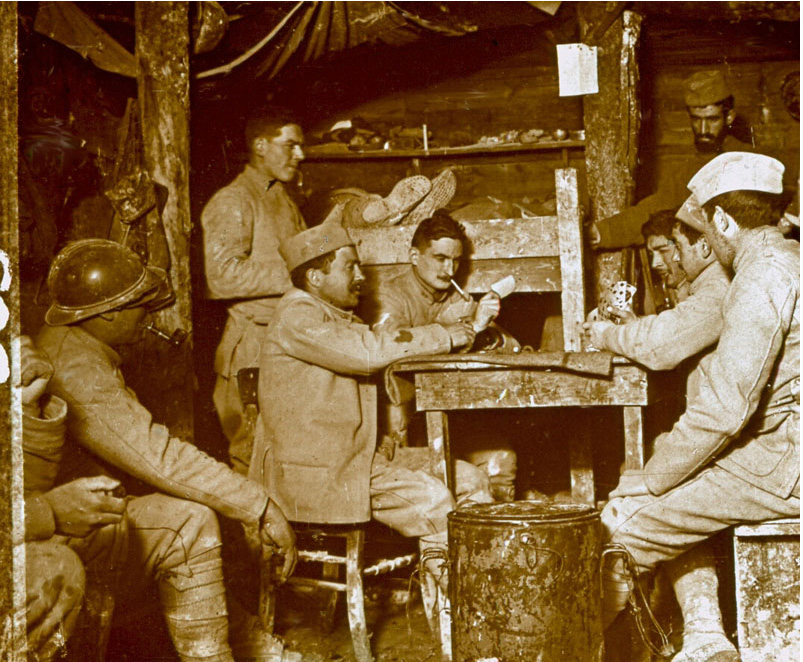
[591,70,754,250]
[600,152,799,662]
[250,212,494,655]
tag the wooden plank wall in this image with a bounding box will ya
[647,61,800,190]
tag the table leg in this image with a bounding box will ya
[623,406,645,470]
[569,414,595,505]
[425,411,454,493]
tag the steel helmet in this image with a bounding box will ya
[45,239,172,326]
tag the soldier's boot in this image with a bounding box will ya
[159,549,234,662]
[667,545,740,662]
[602,551,634,631]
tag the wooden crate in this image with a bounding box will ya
[733,519,800,662]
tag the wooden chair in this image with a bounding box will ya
[238,369,419,662]
[351,168,587,351]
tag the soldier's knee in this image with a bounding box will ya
[175,501,222,555]
[25,543,86,646]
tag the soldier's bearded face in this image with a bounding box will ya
[689,105,729,153]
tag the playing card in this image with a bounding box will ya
[490,275,516,299]
[598,281,637,322]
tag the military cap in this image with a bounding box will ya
[678,152,786,232]
[688,152,784,205]
[676,195,707,233]
[684,70,731,107]
[280,204,354,272]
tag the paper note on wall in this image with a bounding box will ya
[556,43,599,97]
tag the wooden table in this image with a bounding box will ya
[390,352,656,504]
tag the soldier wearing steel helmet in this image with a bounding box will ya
[36,239,300,662]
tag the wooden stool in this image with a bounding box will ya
[260,522,418,662]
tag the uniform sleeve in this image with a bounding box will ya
[202,188,293,300]
[371,285,412,332]
[274,300,452,376]
[24,494,56,541]
[46,340,269,527]
[644,264,796,495]
[22,399,67,541]
[595,192,671,249]
[598,284,725,370]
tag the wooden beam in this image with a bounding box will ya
[555,168,585,351]
[134,3,194,438]
[413,366,650,410]
[579,5,643,300]
[0,2,26,658]
[351,217,559,264]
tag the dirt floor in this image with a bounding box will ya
[105,573,439,662]
[277,582,440,662]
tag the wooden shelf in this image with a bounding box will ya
[304,140,584,161]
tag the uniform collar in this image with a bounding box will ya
[69,325,122,366]
[407,267,451,304]
[733,226,785,272]
[290,287,361,322]
[689,259,729,294]
[243,164,278,193]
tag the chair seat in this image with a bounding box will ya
[260,521,419,662]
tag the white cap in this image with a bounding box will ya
[687,152,785,206]
[676,195,708,233]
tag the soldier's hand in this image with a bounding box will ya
[377,435,397,462]
[259,500,297,583]
[472,292,501,332]
[607,306,637,325]
[445,321,476,350]
[20,336,54,413]
[42,476,127,538]
[582,320,614,349]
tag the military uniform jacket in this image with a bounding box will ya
[644,228,800,498]
[202,165,307,377]
[251,288,452,523]
[23,395,68,541]
[596,135,752,248]
[370,268,475,331]
[37,325,270,527]
[598,260,730,371]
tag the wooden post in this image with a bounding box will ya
[134,3,194,439]
[0,3,26,659]
[579,5,643,301]
[555,168,585,351]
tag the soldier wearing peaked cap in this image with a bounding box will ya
[252,221,495,651]
[600,152,798,662]
[591,70,753,249]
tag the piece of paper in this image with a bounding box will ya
[556,43,598,97]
